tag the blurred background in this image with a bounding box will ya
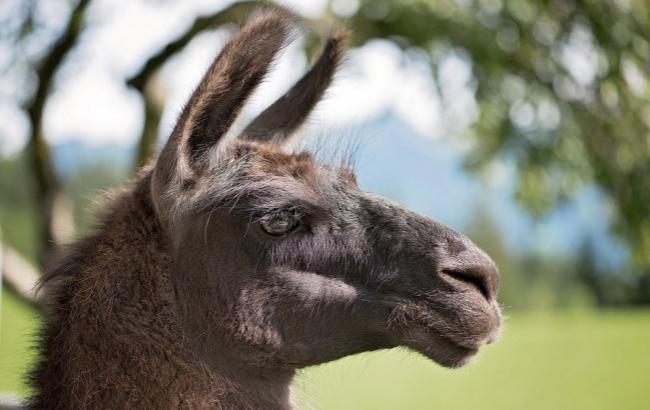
[1,0,649,408]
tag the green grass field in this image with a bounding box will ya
[0,288,39,397]
[2,288,650,409]
[295,310,650,409]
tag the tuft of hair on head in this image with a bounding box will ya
[300,123,365,173]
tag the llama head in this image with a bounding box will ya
[150,10,501,370]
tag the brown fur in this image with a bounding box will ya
[29,9,502,410]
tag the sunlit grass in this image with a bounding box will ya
[0,288,39,396]
[295,310,650,410]
[2,295,650,409]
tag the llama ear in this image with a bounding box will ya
[239,29,348,146]
[159,10,295,177]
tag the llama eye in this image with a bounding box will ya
[260,212,299,236]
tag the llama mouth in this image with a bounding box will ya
[358,284,500,367]
[380,293,500,342]
[381,296,497,367]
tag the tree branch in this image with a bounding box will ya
[25,0,92,264]
[1,244,42,310]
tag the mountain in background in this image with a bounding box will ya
[52,140,133,177]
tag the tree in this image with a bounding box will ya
[2,0,649,308]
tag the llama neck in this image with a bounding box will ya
[30,173,295,409]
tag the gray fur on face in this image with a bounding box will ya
[160,137,501,370]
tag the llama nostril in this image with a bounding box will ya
[442,267,492,300]
[440,237,499,301]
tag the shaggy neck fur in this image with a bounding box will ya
[29,172,294,410]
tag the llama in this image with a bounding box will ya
[29,10,502,409]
